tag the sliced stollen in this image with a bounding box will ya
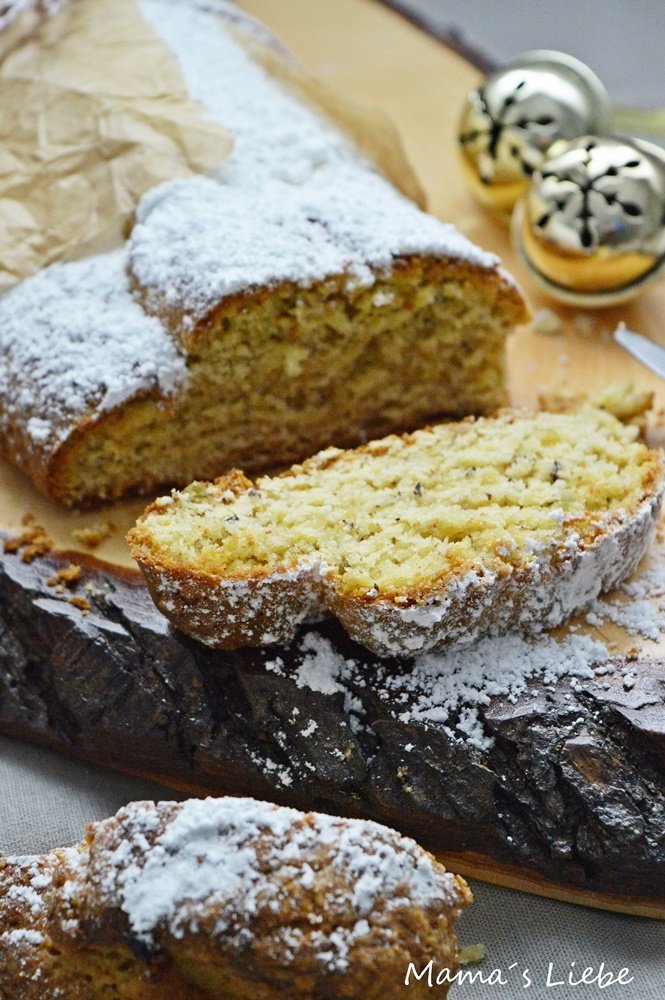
[0,0,526,507]
[128,408,665,657]
[0,797,470,999]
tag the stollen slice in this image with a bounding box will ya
[128,408,664,657]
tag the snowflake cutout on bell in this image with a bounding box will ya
[513,136,665,306]
[458,51,609,220]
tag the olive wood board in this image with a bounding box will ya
[2,0,665,918]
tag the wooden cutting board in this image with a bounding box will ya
[1,0,665,917]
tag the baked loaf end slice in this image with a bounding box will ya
[0,797,471,999]
[129,408,665,657]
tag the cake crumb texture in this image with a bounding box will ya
[129,408,664,656]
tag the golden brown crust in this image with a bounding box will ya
[139,254,527,351]
[0,797,471,999]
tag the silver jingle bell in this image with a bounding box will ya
[512,135,665,307]
[459,50,609,219]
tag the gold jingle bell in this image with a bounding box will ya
[458,50,609,220]
[512,135,665,307]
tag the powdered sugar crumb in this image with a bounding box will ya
[1,929,44,946]
[292,632,346,696]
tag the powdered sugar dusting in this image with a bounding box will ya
[83,797,464,971]
[0,856,52,976]
[389,632,606,751]
[293,631,346,696]
[130,0,500,322]
[0,251,186,458]
[2,928,44,945]
[587,550,665,640]
[264,537,665,752]
[266,630,604,752]
[138,0,348,188]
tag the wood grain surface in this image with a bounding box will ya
[1,0,665,915]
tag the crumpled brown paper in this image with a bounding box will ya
[0,0,425,295]
[0,0,232,292]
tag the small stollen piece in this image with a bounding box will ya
[539,382,654,435]
[0,796,471,999]
[128,408,665,657]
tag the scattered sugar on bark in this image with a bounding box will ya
[266,537,665,752]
